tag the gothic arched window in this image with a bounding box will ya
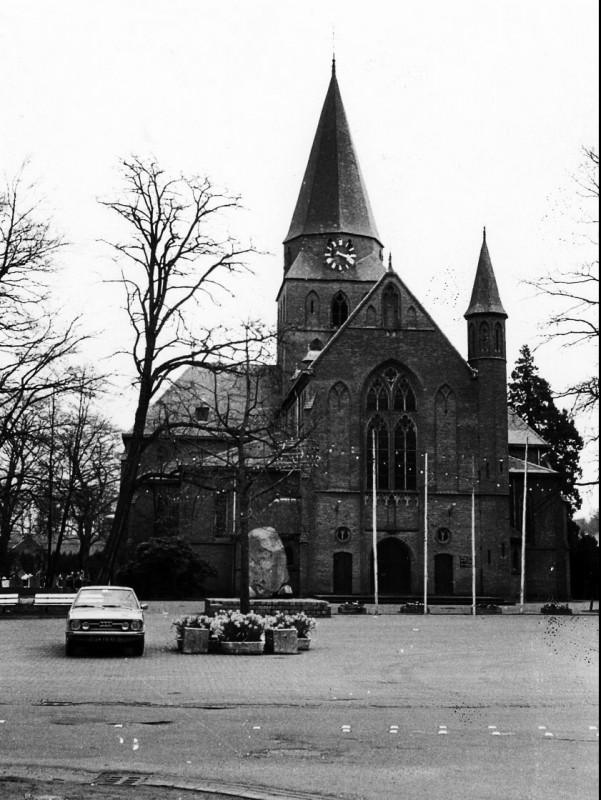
[479,321,490,354]
[306,291,320,326]
[494,322,504,354]
[365,366,418,491]
[382,284,400,329]
[331,292,349,327]
[393,415,417,489]
[469,323,476,358]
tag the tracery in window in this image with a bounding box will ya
[365,366,418,491]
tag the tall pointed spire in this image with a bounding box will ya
[465,229,507,317]
[284,65,381,245]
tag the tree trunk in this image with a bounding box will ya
[98,371,153,582]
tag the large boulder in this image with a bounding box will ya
[249,527,290,598]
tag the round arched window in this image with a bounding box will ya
[335,526,351,543]
[436,527,451,545]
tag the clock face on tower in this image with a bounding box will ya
[324,238,356,271]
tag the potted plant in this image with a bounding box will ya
[172,614,212,654]
[265,612,298,654]
[286,612,316,650]
[210,610,266,654]
[541,602,573,615]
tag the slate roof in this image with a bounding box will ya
[465,230,507,317]
[507,409,549,448]
[131,364,279,438]
[284,63,381,245]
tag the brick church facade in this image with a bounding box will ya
[125,63,571,601]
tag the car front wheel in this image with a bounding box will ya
[65,640,77,657]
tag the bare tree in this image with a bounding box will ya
[98,158,254,580]
[36,374,120,587]
[143,323,316,611]
[0,167,63,336]
[0,169,89,574]
[528,147,599,483]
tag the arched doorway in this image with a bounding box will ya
[370,538,411,594]
[333,552,353,594]
[434,553,454,595]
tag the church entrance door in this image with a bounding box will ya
[333,552,353,594]
[434,553,454,595]
[371,538,411,594]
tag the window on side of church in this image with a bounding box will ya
[331,292,349,327]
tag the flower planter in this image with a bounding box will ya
[181,627,210,654]
[265,628,298,654]
[400,606,430,614]
[297,637,311,651]
[476,606,502,615]
[221,640,264,655]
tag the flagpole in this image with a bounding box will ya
[372,429,379,615]
[520,437,529,614]
[423,453,428,614]
[471,474,476,616]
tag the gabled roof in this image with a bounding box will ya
[507,409,549,448]
[284,267,474,403]
[465,230,507,317]
[128,364,279,438]
[284,62,381,245]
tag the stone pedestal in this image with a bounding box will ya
[181,627,209,654]
[265,628,298,654]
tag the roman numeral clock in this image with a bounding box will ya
[324,237,356,271]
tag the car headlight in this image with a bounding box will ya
[82,622,90,630]
[70,620,82,631]
[130,620,142,631]
[121,622,130,631]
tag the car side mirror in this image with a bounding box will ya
[140,603,148,610]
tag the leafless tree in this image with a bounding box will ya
[145,322,316,611]
[0,169,90,574]
[98,158,255,580]
[36,374,120,587]
[0,167,63,336]
[528,147,599,483]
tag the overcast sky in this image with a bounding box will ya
[1,0,598,510]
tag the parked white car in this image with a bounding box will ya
[65,585,147,657]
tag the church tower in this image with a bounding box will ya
[277,61,385,381]
[465,229,509,492]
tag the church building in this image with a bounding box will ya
[125,62,571,602]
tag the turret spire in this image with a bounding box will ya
[465,229,507,317]
[284,65,381,245]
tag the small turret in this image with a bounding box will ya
[465,229,507,364]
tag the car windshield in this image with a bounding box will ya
[73,589,138,609]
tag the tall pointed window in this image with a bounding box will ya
[331,292,349,327]
[365,366,418,491]
[382,284,400,328]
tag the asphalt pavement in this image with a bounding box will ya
[0,601,598,800]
